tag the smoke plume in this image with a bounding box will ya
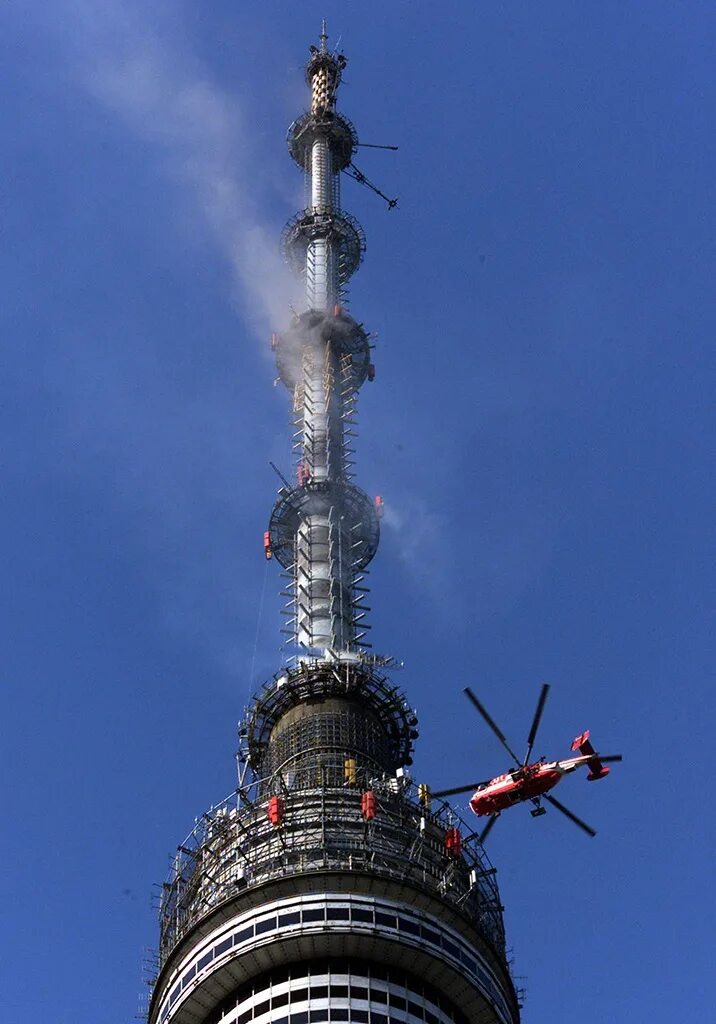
[46,1,300,336]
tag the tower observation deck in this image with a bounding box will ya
[147,28,521,1024]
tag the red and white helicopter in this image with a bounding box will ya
[434,685,622,842]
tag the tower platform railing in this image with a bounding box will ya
[157,774,506,967]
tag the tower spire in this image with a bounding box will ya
[270,39,374,655]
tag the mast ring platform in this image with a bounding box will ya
[274,308,372,391]
[268,480,380,571]
[244,658,417,772]
[287,111,358,172]
[306,48,347,89]
[281,209,366,284]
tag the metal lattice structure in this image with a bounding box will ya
[267,25,377,654]
[156,777,507,966]
[147,25,521,1024]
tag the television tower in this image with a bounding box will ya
[147,28,521,1024]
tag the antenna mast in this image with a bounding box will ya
[269,24,377,655]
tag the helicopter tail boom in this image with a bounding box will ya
[571,729,610,781]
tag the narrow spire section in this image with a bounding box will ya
[269,35,378,655]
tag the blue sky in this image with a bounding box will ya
[1,3,714,1021]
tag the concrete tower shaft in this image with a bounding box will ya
[149,663,518,1024]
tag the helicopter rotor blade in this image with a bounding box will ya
[479,814,499,844]
[463,688,521,766]
[597,755,623,764]
[543,794,596,837]
[432,781,491,798]
[523,683,550,765]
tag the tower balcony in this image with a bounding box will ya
[281,209,366,288]
[149,775,519,1024]
[287,110,358,172]
[156,773,506,968]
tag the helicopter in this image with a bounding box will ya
[433,685,622,843]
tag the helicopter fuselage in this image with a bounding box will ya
[469,758,587,817]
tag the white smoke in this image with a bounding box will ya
[6,2,306,676]
[379,486,555,631]
[381,497,445,573]
[378,495,456,625]
[44,1,300,336]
